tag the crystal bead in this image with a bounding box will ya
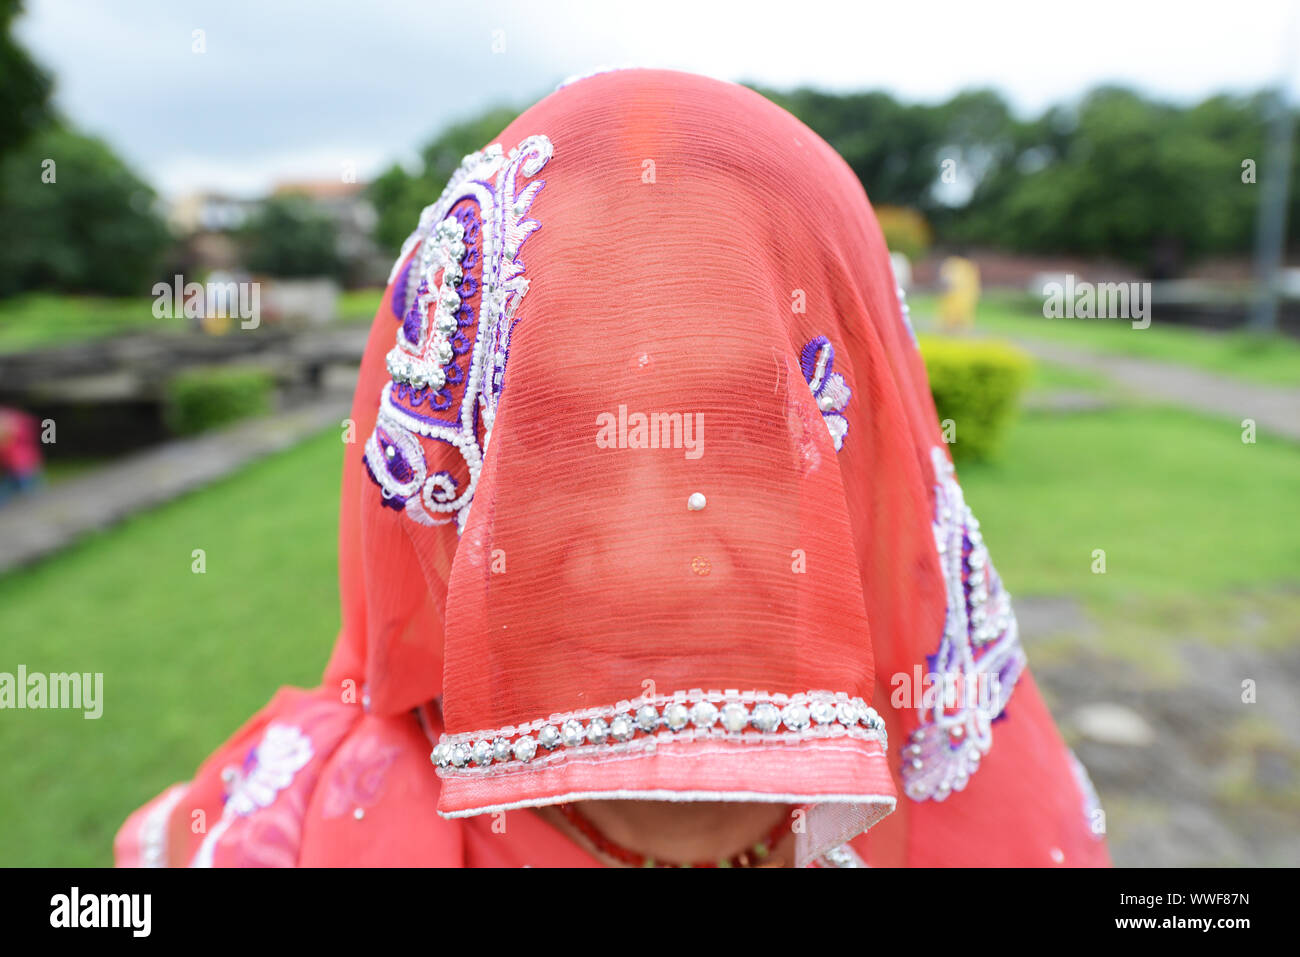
[513,736,537,762]
[751,703,781,733]
[560,719,585,748]
[810,700,837,725]
[664,702,689,731]
[721,702,750,732]
[471,740,493,766]
[609,714,634,742]
[491,737,512,762]
[635,704,659,732]
[431,743,451,767]
[835,701,859,726]
[782,702,811,731]
[450,743,470,768]
[435,311,458,336]
[587,717,610,744]
[691,701,719,728]
[538,725,560,750]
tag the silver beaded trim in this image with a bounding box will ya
[431,690,887,774]
[384,215,469,391]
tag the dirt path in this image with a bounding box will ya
[1014,339,1300,441]
[0,397,351,574]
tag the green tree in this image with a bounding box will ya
[368,105,526,253]
[0,0,53,179]
[754,86,945,211]
[948,87,1281,272]
[0,125,169,296]
[241,194,342,278]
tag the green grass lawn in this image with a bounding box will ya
[337,287,385,323]
[910,291,1300,388]
[0,288,387,353]
[2,371,1297,864]
[960,403,1300,600]
[0,293,168,352]
[0,429,344,866]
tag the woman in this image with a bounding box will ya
[116,69,1108,867]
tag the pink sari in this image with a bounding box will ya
[117,69,1108,868]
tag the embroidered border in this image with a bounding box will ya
[137,783,187,868]
[1068,748,1107,841]
[433,689,887,774]
[901,447,1027,802]
[366,135,553,533]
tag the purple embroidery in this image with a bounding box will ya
[391,258,414,320]
[365,134,553,534]
[800,336,851,451]
[901,447,1026,802]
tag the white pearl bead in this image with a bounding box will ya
[687,492,706,511]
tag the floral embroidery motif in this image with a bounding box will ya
[365,134,553,533]
[433,689,887,775]
[223,724,314,815]
[320,734,402,820]
[800,336,851,451]
[901,447,1027,802]
[192,723,314,867]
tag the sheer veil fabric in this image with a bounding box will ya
[116,69,1109,868]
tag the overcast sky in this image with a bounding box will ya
[15,0,1300,198]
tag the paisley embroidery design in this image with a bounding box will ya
[365,135,553,532]
[800,336,851,452]
[901,447,1027,802]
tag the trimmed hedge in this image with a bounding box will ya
[164,365,275,436]
[919,335,1032,462]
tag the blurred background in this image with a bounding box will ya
[1,0,1297,866]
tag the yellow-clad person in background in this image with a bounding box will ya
[939,256,980,333]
